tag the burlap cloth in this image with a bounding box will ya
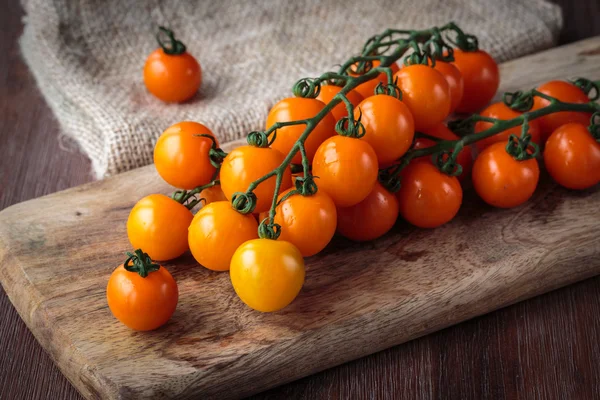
[20,0,562,178]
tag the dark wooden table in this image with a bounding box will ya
[1,1,600,399]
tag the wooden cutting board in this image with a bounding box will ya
[1,37,600,400]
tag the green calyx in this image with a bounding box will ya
[124,249,160,278]
[156,26,187,55]
[503,90,534,112]
[588,112,600,141]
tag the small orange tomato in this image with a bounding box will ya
[107,250,178,331]
[394,64,451,131]
[230,239,305,312]
[220,146,292,213]
[473,141,540,208]
[188,201,258,271]
[312,135,379,207]
[397,161,462,228]
[544,123,600,190]
[532,81,592,142]
[337,182,399,241]
[474,103,542,152]
[266,97,336,164]
[356,94,415,164]
[432,61,464,114]
[418,123,473,179]
[316,85,364,122]
[349,60,400,98]
[199,185,227,205]
[127,194,193,261]
[154,121,217,190]
[451,49,499,113]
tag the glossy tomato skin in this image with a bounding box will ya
[337,182,399,241]
[474,103,542,152]
[154,121,218,190]
[199,185,227,205]
[532,81,591,142]
[417,123,473,179]
[452,49,499,113]
[266,97,336,164]
[544,123,600,190]
[316,85,364,122]
[220,146,292,213]
[230,239,305,312]
[127,194,193,261]
[473,142,540,208]
[356,94,415,164]
[350,60,400,99]
[143,48,201,103]
[397,161,463,228]
[394,64,451,131]
[432,61,464,114]
[188,201,258,271]
[312,136,379,207]
[107,264,178,331]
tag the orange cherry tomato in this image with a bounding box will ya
[356,94,415,164]
[474,102,542,152]
[394,64,451,131]
[473,141,540,208]
[432,61,464,114]
[107,251,178,331]
[312,135,379,207]
[266,97,336,164]
[451,49,499,113]
[337,182,399,241]
[316,85,364,122]
[397,161,462,228]
[127,194,193,261]
[544,123,600,190]
[154,121,218,190]
[349,60,400,98]
[188,201,258,271]
[532,81,592,142]
[220,145,292,213]
[199,185,227,206]
[415,123,473,179]
[230,239,305,312]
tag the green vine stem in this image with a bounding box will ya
[172,179,220,210]
[156,27,187,55]
[123,249,160,278]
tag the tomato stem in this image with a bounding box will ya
[123,249,160,278]
[156,27,187,55]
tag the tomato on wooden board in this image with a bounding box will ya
[337,182,399,241]
[220,145,292,213]
[451,49,499,113]
[397,160,463,228]
[188,201,258,271]
[544,123,600,190]
[266,97,336,164]
[356,94,415,164]
[414,123,473,179]
[312,135,379,207]
[230,239,305,312]
[394,64,451,131]
[474,102,542,152]
[472,141,540,208]
[349,60,400,99]
[154,121,218,190]
[432,61,464,114]
[127,194,193,261]
[532,80,592,142]
[316,85,364,122]
[107,250,178,331]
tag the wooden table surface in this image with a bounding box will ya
[1,1,600,399]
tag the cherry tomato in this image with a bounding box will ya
[316,85,364,122]
[127,194,193,261]
[230,239,305,312]
[532,81,592,142]
[199,185,227,205]
[143,47,201,103]
[154,121,218,190]
[397,161,462,228]
[544,123,600,190]
[266,97,336,164]
[472,141,540,208]
[415,123,473,179]
[474,102,542,152]
[451,49,499,113]
[220,145,292,213]
[356,94,415,164]
[107,251,178,331]
[394,64,451,131]
[337,182,399,241]
[432,61,464,114]
[312,135,379,207]
[349,60,400,99]
[188,201,258,271]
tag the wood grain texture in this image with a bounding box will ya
[2,34,600,399]
[1,1,600,399]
